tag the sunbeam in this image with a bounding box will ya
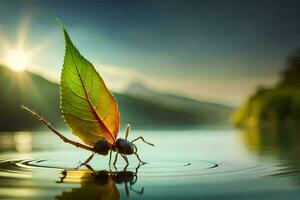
[0,18,31,72]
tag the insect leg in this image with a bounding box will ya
[132,175,138,185]
[125,124,130,139]
[129,184,144,195]
[134,152,146,164]
[125,182,130,197]
[84,164,95,172]
[131,136,154,146]
[21,106,93,152]
[121,154,129,170]
[108,150,112,167]
[132,144,146,164]
[134,162,142,174]
[83,153,95,164]
[129,165,144,196]
[76,153,95,169]
[129,163,144,195]
[113,152,119,166]
[132,170,139,184]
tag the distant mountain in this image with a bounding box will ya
[0,65,61,131]
[0,65,233,131]
[125,82,234,127]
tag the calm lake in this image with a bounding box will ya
[0,128,300,200]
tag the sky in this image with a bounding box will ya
[0,0,300,105]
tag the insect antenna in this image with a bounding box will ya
[131,136,154,146]
[125,124,130,139]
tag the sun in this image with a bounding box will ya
[0,17,46,73]
[5,49,29,72]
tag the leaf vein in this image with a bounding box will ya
[68,44,116,142]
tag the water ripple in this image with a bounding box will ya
[0,158,281,182]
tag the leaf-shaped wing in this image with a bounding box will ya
[60,27,120,146]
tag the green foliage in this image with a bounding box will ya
[279,48,300,87]
[232,88,300,128]
[60,26,119,146]
[232,48,300,128]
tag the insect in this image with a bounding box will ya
[57,165,143,199]
[22,106,154,167]
[22,105,153,167]
[22,21,154,168]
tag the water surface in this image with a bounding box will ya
[0,128,300,199]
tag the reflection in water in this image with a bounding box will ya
[56,166,143,200]
[0,132,32,153]
[241,124,300,178]
[14,132,32,153]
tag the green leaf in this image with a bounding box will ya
[60,25,120,146]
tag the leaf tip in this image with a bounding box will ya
[56,19,72,46]
[56,18,64,29]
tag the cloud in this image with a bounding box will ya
[96,64,141,92]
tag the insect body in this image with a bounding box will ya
[89,124,153,167]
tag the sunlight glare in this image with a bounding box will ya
[5,50,29,72]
